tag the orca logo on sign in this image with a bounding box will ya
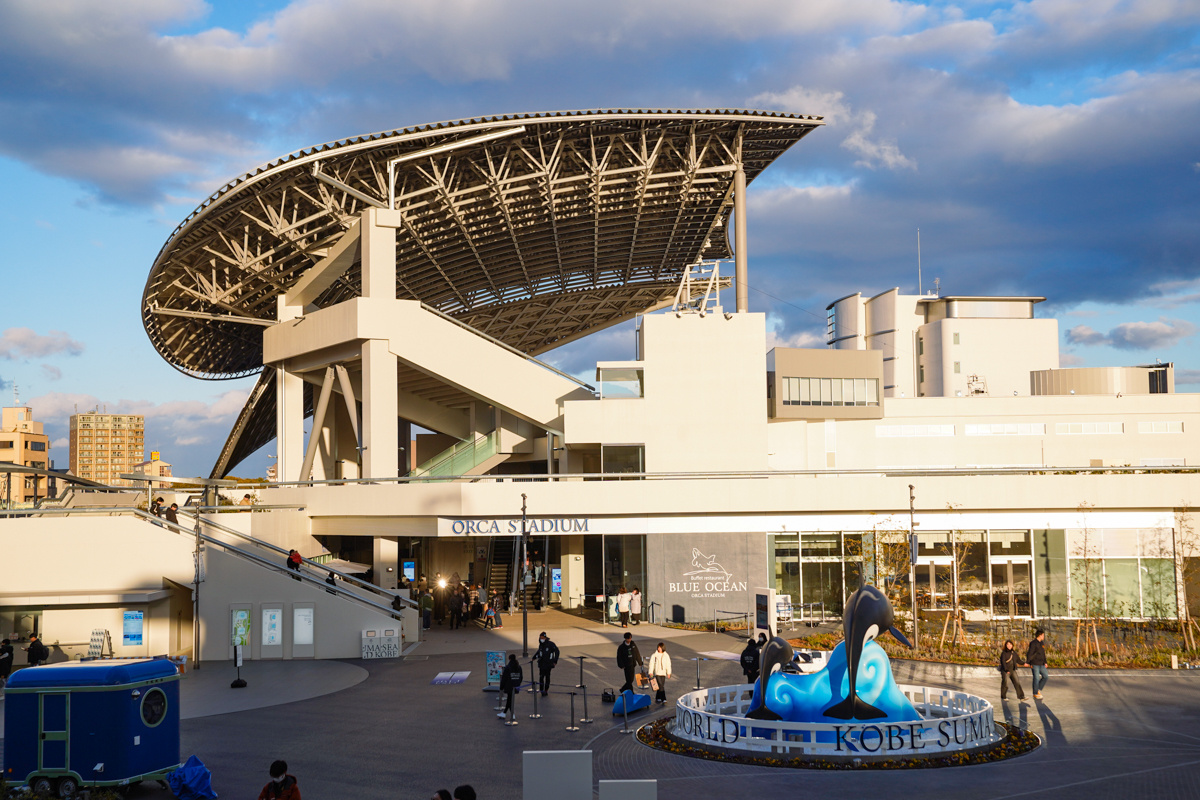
[668,548,747,598]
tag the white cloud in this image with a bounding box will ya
[1065,318,1196,350]
[752,86,916,171]
[0,328,84,360]
[1059,352,1086,366]
[41,364,62,381]
[1176,368,1200,385]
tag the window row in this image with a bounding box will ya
[781,377,880,407]
[965,423,1046,436]
[875,424,955,437]
[1138,421,1183,434]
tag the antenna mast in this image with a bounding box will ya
[917,228,923,296]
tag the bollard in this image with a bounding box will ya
[580,685,593,723]
[528,659,537,693]
[505,693,519,726]
[619,691,634,734]
[695,658,702,690]
[565,693,580,731]
[577,655,587,688]
[530,679,542,719]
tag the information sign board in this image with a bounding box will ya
[122,610,143,646]
[485,651,506,685]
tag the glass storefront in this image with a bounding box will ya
[772,526,1181,620]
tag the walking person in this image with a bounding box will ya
[24,634,49,667]
[999,640,1026,701]
[453,787,476,800]
[498,653,523,718]
[1024,627,1049,699]
[616,631,643,693]
[616,586,632,628]
[630,588,642,625]
[257,759,301,800]
[0,638,13,686]
[740,636,761,685]
[164,502,179,525]
[534,632,560,696]
[648,641,673,704]
[419,589,434,631]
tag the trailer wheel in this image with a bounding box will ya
[29,776,53,796]
[56,777,78,798]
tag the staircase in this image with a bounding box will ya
[410,431,505,479]
[487,537,516,606]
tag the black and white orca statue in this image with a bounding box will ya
[745,635,793,720]
[822,584,912,720]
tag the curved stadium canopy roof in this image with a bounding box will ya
[140,109,823,474]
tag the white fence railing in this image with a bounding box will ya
[672,683,999,757]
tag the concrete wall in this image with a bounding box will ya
[197,546,412,661]
[920,317,1058,397]
[646,531,768,624]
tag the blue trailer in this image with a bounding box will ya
[3,659,181,797]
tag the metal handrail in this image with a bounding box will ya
[1,507,410,620]
[201,463,1200,491]
[176,508,416,609]
[419,302,596,392]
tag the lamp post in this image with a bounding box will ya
[521,493,530,658]
[908,484,919,651]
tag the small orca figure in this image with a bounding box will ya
[745,636,793,720]
[823,585,912,720]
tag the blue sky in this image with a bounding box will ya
[0,0,1197,478]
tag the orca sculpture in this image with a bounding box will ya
[822,585,912,720]
[745,636,793,720]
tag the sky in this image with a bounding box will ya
[0,0,1197,479]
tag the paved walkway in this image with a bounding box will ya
[4,611,1200,799]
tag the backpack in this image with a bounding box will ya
[602,688,616,703]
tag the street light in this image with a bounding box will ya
[908,484,919,651]
[520,493,529,658]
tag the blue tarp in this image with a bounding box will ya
[167,755,218,800]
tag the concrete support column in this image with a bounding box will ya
[361,207,396,299]
[561,534,585,610]
[374,536,399,591]
[362,338,399,478]
[734,164,749,314]
[275,366,304,483]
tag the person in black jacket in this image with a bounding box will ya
[999,639,1026,701]
[1024,628,1049,699]
[0,638,13,685]
[616,632,643,693]
[24,634,49,667]
[498,654,523,718]
[740,637,761,685]
[534,632,559,696]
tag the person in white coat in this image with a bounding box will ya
[648,641,673,704]
[616,587,632,627]
[630,588,643,625]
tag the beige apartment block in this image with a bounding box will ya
[0,405,52,503]
[133,451,173,489]
[70,411,145,486]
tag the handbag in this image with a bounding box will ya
[635,671,647,688]
[650,677,659,691]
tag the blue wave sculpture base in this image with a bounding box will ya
[748,641,921,724]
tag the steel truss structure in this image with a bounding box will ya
[141,109,823,475]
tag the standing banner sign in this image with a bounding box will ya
[551,568,562,594]
[485,651,506,685]
[122,610,144,646]
[231,609,250,646]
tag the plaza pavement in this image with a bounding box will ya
[3,608,1200,799]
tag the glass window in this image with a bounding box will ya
[799,378,810,405]
[801,533,841,558]
[953,332,960,345]
[781,377,792,405]
[1070,560,1105,617]
[820,378,832,406]
[866,380,878,405]
[1104,559,1140,617]
[599,368,644,399]
[1140,528,1174,558]
[843,378,855,405]
[1141,559,1177,617]
[953,361,961,374]
[1102,529,1139,558]
[831,378,843,405]
[601,445,643,477]
[990,530,1032,556]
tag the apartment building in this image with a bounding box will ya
[69,411,145,486]
[0,405,52,503]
